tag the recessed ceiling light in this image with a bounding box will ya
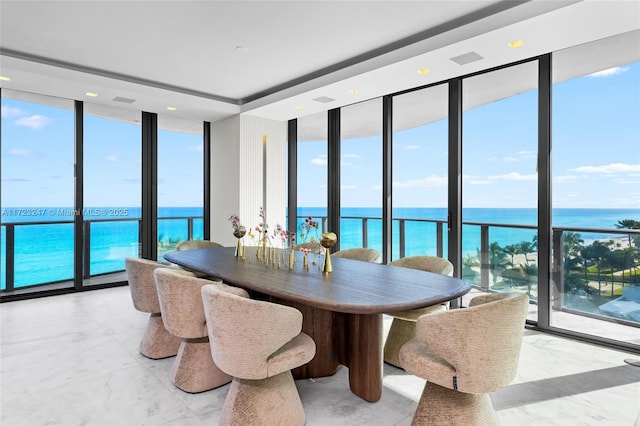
[85,92,98,97]
[166,106,177,111]
[294,105,304,110]
[349,89,360,94]
[0,76,11,82]
[508,40,525,48]
[417,68,430,75]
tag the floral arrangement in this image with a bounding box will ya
[299,216,320,243]
[228,214,245,238]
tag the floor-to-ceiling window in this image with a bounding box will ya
[157,116,204,258]
[1,90,75,291]
[296,111,328,245]
[83,105,141,284]
[461,61,539,317]
[551,31,640,344]
[340,98,383,252]
[392,84,449,261]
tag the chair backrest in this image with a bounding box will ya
[415,291,529,393]
[201,284,304,380]
[154,268,233,339]
[176,240,224,251]
[332,248,381,263]
[125,257,175,313]
[390,256,454,276]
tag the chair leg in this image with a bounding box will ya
[139,313,181,360]
[170,337,231,393]
[220,371,305,426]
[383,317,416,368]
[411,382,498,426]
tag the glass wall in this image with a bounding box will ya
[83,106,141,282]
[1,90,75,289]
[340,99,382,252]
[551,31,640,342]
[296,111,328,245]
[157,117,204,258]
[392,84,449,261]
[461,61,539,309]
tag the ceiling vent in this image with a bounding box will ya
[313,96,336,104]
[450,51,484,65]
[112,96,136,104]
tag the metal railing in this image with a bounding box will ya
[1,216,203,291]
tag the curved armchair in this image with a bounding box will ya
[400,292,529,425]
[384,256,454,368]
[154,268,242,393]
[176,239,224,251]
[332,248,381,263]
[201,284,316,426]
[125,258,181,359]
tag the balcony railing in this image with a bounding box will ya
[4,214,639,329]
[1,216,203,291]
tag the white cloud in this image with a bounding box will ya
[469,180,492,185]
[489,172,537,181]
[1,105,23,118]
[106,155,119,162]
[189,144,203,152]
[16,114,51,130]
[9,149,34,157]
[555,175,578,183]
[311,155,327,166]
[393,175,447,188]
[403,145,420,150]
[587,66,629,78]
[570,163,640,174]
[504,156,518,162]
[343,153,360,159]
[341,184,357,190]
[519,150,537,159]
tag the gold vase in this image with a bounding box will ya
[320,232,337,273]
[233,226,246,257]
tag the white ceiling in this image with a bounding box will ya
[1,0,639,133]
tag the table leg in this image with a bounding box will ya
[343,313,383,402]
[269,297,341,379]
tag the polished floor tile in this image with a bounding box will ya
[1,286,638,425]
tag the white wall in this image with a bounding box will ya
[211,114,287,246]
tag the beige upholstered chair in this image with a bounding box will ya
[332,247,381,263]
[384,256,454,368]
[400,292,529,426]
[176,239,223,251]
[125,258,182,359]
[154,268,236,393]
[201,284,316,426]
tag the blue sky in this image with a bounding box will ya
[297,62,640,210]
[2,62,639,212]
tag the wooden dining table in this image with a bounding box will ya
[164,246,470,402]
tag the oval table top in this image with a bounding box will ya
[165,247,470,314]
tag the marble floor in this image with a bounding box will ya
[1,286,639,426]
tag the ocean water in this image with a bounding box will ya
[1,207,638,289]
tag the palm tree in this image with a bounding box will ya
[489,241,508,287]
[518,241,535,266]
[504,244,521,266]
[615,219,640,247]
[563,231,584,272]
